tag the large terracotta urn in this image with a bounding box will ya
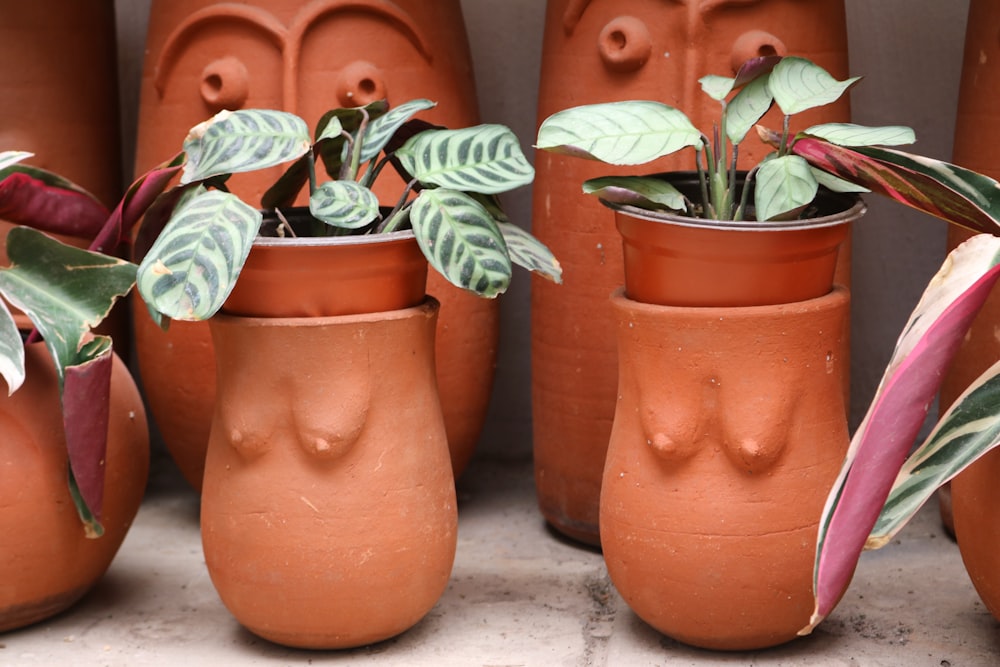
[0,2,127,342]
[202,297,456,648]
[0,344,149,632]
[531,0,854,545]
[132,0,489,489]
[601,286,851,650]
[945,0,1000,618]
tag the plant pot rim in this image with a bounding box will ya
[251,227,417,248]
[599,171,867,231]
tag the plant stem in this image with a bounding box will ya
[734,165,758,221]
[378,180,419,233]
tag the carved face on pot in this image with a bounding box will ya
[135,0,478,197]
[544,0,851,168]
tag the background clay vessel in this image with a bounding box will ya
[600,287,851,650]
[132,0,490,488]
[201,299,456,649]
[944,0,1000,604]
[531,0,853,545]
[0,344,149,632]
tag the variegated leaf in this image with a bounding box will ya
[804,123,915,147]
[0,227,136,381]
[536,101,703,166]
[805,233,1000,635]
[315,100,389,179]
[359,98,436,163]
[498,222,562,284]
[309,180,380,229]
[136,190,261,321]
[182,109,311,184]
[410,189,511,297]
[793,137,1000,236]
[868,359,1000,547]
[0,300,24,395]
[397,124,534,195]
[768,57,860,115]
[582,176,686,211]
[810,167,870,194]
[754,155,818,221]
[726,76,774,144]
[0,150,32,170]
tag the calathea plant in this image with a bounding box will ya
[136,98,561,324]
[537,55,1000,632]
[0,98,559,535]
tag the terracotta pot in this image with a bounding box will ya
[939,0,1000,538]
[133,0,492,483]
[952,447,1000,621]
[201,298,456,649]
[532,0,853,544]
[0,2,129,346]
[611,178,863,308]
[601,286,851,650]
[0,343,149,632]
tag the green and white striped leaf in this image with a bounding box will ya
[0,150,32,170]
[181,109,311,184]
[754,155,818,221]
[868,359,1000,547]
[804,123,916,148]
[359,98,435,163]
[768,56,860,115]
[726,76,774,144]
[410,189,511,297]
[536,101,702,166]
[583,176,686,211]
[0,300,24,394]
[136,190,261,321]
[397,124,534,195]
[309,180,380,229]
[498,222,562,284]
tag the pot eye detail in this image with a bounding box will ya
[200,56,251,113]
[730,30,787,73]
[336,60,388,107]
[598,16,653,73]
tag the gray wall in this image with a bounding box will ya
[114,1,971,461]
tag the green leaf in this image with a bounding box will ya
[0,150,32,170]
[804,123,916,147]
[410,189,511,297]
[726,76,774,144]
[700,74,736,101]
[397,124,535,195]
[181,109,311,184]
[308,180,380,229]
[868,358,1000,547]
[536,101,702,166]
[359,98,436,163]
[768,57,860,115]
[810,167,871,194]
[0,227,136,380]
[136,190,261,321]
[754,155,818,221]
[0,301,24,395]
[582,176,686,211]
[498,222,562,284]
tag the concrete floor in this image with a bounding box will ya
[2,452,999,666]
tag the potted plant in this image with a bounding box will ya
[94,98,555,649]
[0,151,149,631]
[535,54,1000,649]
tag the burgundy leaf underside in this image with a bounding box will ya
[0,172,109,237]
[63,348,114,523]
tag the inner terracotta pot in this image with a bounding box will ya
[608,173,865,307]
[222,212,428,318]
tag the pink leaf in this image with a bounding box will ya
[0,171,109,238]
